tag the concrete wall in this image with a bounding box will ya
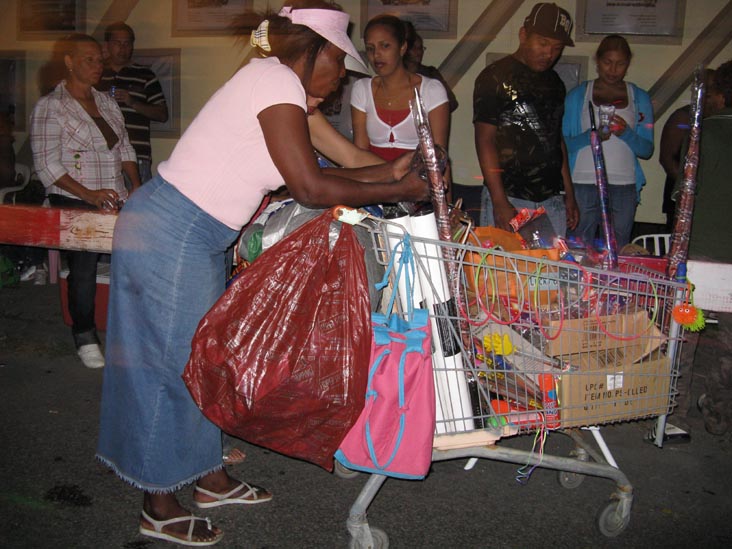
[2,0,731,224]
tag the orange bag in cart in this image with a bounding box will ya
[183,211,371,471]
[463,226,560,307]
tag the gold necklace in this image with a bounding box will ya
[378,79,394,107]
[378,74,414,108]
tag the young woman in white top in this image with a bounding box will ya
[351,14,450,163]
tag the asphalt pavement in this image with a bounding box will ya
[2,280,732,548]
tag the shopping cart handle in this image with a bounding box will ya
[332,206,369,225]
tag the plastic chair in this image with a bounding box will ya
[0,164,60,283]
[0,163,31,204]
[631,233,671,256]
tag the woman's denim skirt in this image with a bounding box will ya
[96,176,238,493]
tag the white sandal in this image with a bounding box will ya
[139,509,223,546]
[194,481,272,508]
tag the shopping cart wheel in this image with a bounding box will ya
[597,501,630,537]
[557,447,589,489]
[557,469,585,489]
[334,460,361,480]
[349,526,389,549]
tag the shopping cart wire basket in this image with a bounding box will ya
[332,207,688,545]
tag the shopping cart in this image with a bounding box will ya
[333,207,688,546]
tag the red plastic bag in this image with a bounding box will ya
[183,210,371,470]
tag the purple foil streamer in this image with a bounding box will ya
[588,103,619,270]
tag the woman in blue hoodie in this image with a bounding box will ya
[563,35,653,248]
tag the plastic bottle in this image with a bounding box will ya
[538,374,560,428]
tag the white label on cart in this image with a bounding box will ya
[527,276,560,291]
[607,373,624,391]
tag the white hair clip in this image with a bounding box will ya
[250,20,271,52]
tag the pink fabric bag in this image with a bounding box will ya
[335,235,435,479]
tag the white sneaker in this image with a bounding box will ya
[19,265,36,282]
[77,344,105,369]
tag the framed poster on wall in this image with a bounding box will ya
[17,0,86,41]
[172,0,254,37]
[554,56,589,93]
[133,49,181,138]
[575,0,686,45]
[361,0,457,39]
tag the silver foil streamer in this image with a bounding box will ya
[668,66,705,279]
[410,89,461,297]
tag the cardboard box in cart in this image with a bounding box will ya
[558,344,672,428]
[542,310,664,357]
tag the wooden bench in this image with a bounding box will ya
[0,204,116,253]
[0,204,116,283]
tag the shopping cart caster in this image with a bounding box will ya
[349,526,389,549]
[557,469,585,489]
[557,447,589,489]
[597,500,631,537]
[334,460,361,480]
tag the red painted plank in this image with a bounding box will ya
[0,204,116,253]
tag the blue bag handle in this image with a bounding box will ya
[376,234,416,322]
[364,233,427,471]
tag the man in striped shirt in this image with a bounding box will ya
[98,21,167,184]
